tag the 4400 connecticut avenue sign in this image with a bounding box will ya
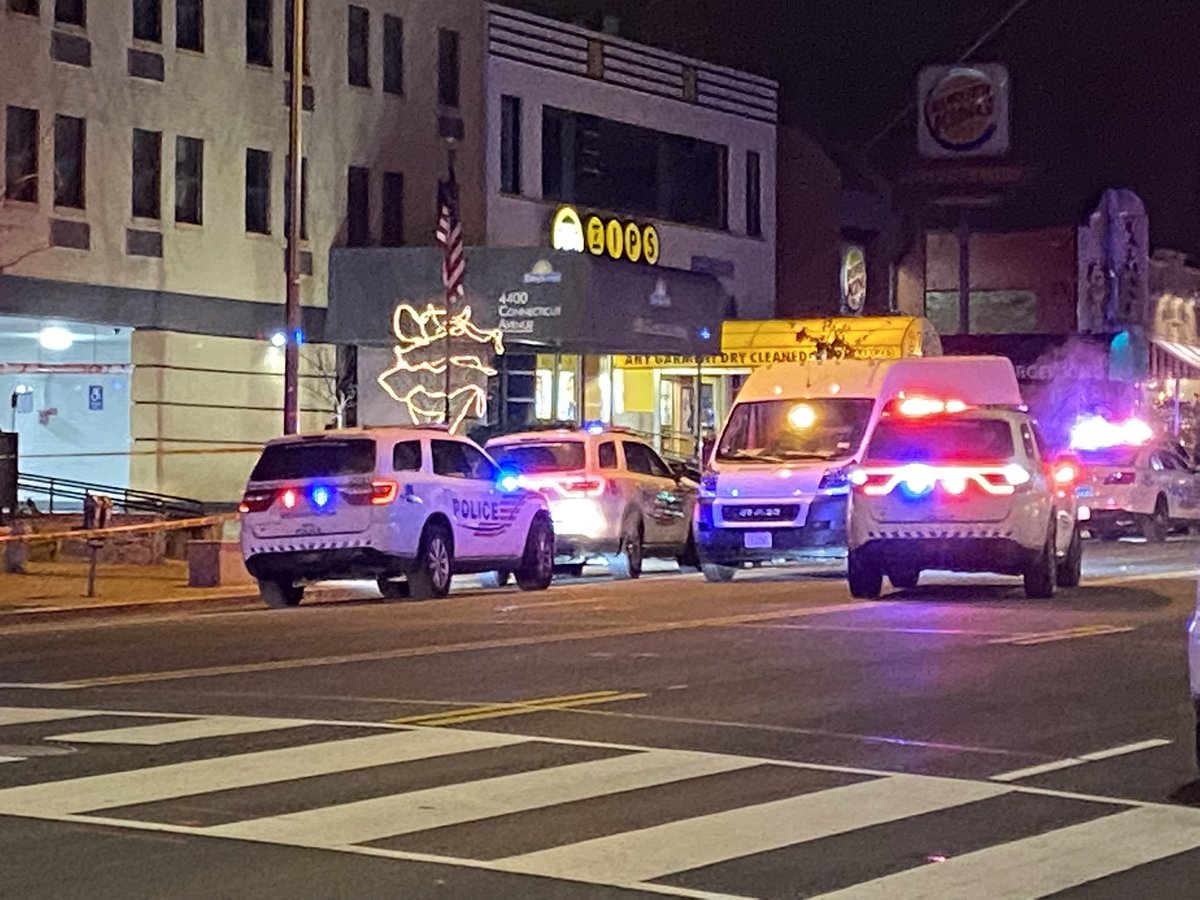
[550,205,661,265]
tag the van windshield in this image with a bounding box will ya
[250,439,376,481]
[717,399,874,463]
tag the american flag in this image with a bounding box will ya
[435,170,465,303]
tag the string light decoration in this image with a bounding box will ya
[377,301,505,433]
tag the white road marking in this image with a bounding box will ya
[812,805,1200,899]
[494,775,1009,885]
[0,756,23,764]
[991,739,1173,782]
[988,624,1135,646]
[0,728,525,817]
[0,707,112,726]
[47,715,315,745]
[207,748,756,846]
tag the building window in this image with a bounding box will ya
[284,157,308,240]
[53,115,85,209]
[246,0,271,67]
[9,0,39,17]
[500,95,521,195]
[4,107,38,203]
[382,171,403,247]
[383,15,403,95]
[745,150,761,237]
[133,0,161,42]
[542,106,728,231]
[346,165,369,246]
[245,148,271,234]
[284,0,308,74]
[175,136,202,224]
[55,0,84,26]
[347,5,369,87]
[131,128,161,219]
[177,0,203,51]
[437,28,459,108]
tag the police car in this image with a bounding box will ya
[487,426,698,579]
[847,397,1082,599]
[1069,416,1200,541]
[239,426,554,607]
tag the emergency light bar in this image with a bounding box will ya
[885,396,971,418]
[1068,415,1152,451]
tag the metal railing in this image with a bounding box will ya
[16,472,210,519]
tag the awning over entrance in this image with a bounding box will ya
[327,247,726,357]
[1151,339,1200,380]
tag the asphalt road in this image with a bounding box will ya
[1,538,1199,898]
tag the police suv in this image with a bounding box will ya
[239,426,554,607]
[847,395,1082,599]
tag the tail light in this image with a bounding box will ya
[849,469,892,496]
[855,464,1029,498]
[559,478,605,498]
[1052,462,1079,485]
[1104,471,1136,485]
[238,489,275,514]
[344,479,400,505]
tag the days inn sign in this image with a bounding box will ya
[550,205,661,266]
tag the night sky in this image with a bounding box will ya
[510,0,1200,256]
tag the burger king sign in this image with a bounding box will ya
[917,64,1010,159]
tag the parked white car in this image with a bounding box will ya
[239,426,553,607]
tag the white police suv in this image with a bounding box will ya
[239,426,553,607]
[847,397,1082,599]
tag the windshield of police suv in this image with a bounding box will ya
[717,399,873,463]
[491,441,587,473]
[250,439,376,481]
[866,418,1014,463]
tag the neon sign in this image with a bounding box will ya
[377,302,505,433]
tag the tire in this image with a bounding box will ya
[606,517,643,580]
[1024,522,1058,599]
[847,550,883,599]
[516,516,555,592]
[377,578,411,601]
[1142,497,1169,543]
[676,526,701,572]
[408,522,453,600]
[888,566,920,590]
[701,562,737,583]
[477,571,511,589]
[1056,524,1083,588]
[258,577,303,608]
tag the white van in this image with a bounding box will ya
[695,355,1023,582]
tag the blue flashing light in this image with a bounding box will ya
[311,485,333,509]
[698,326,712,341]
[293,328,306,346]
[497,469,521,493]
[583,420,605,435]
[897,464,935,498]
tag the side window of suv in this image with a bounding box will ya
[623,441,652,475]
[393,440,422,471]
[645,446,674,480]
[598,441,618,470]
[433,440,498,481]
[460,444,499,481]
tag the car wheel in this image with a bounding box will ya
[516,516,555,592]
[409,522,453,600]
[1142,497,1169,543]
[377,578,411,602]
[888,566,920,590]
[606,518,643,580]
[701,562,737,583]
[478,570,512,589]
[847,550,883,599]
[1056,524,1083,588]
[258,577,303,609]
[676,526,701,572]
[1023,522,1058,599]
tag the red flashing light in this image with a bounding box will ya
[280,488,299,510]
[893,396,970,417]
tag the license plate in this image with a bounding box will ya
[744,531,772,549]
[1076,485,1094,498]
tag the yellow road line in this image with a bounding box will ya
[388,691,623,725]
[406,692,648,727]
[40,600,889,689]
[988,624,1135,646]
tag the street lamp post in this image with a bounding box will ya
[283,0,305,435]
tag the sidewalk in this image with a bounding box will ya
[0,560,258,618]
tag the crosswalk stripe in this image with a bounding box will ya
[0,727,525,818]
[811,805,1200,899]
[46,715,315,745]
[206,749,759,847]
[0,756,23,764]
[493,774,1010,885]
[0,707,107,727]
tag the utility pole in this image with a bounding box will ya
[283,0,305,435]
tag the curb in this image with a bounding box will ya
[0,593,262,624]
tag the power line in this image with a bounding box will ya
[866,0,1037,150]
